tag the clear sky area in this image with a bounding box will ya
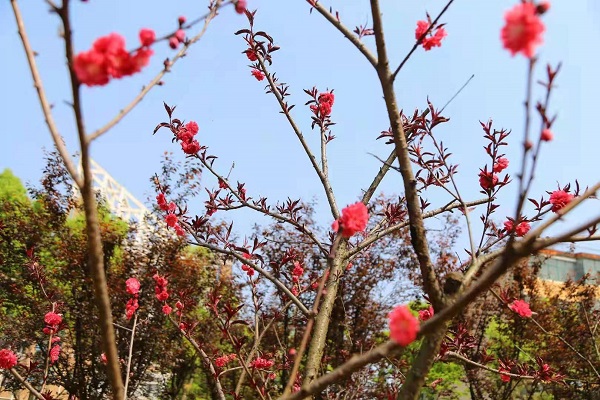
[1,1,599,253]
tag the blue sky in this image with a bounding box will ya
[1,1,599,253]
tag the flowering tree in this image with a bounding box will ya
[4,0,600,399]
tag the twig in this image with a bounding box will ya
[446,351,537,381]
[349,198,490,259]
[186,237,312,316]
[123,313,138,399]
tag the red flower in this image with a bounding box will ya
[246,50,258,61]
[501,2,545,58]
[235,0,247,14]
[139,29,156,47]
[186,121,199,135]
[156,290,169,301]
[169,36,179,49]
[49,345,60,364]
[499,367,511,382]
[251,69,265,81]
[332,202,369,238]
[178,16,187,25]
[292,261,304,277]
[493,157,509,173]
[215,355,229,367]
[125,298,139,320]
[388,305,419,346]
[318,102,332,117]
[176,301,184,310]
[156,193,168,211]
[125,277,140,295]
[162,304,173,315]
[74,50,110,86]
[153,274,168,287]
[174,224,186,236]
[165,213,178,227]
[100,353,107,365]
[549,190,574,213]
[175,29,186,43]
[509,299,532,318]
[418,306,434,322]
[318,92,335,106]
[0,349,18,370]
[250,357,274,369]
[44,312,62,327]
[181,139,201,155]
[479,170,498,191]
[415,20,447,51]
[504,219,531,237]
[74,33,154,86]
[541,128,553,141]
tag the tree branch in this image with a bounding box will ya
[370,0,443,309]
[10,0,82,187]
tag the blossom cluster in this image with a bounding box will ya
[74,30,154,86]
[156,193,186,236]
[214,353,237,368]
[154,273,173,315]
[241,253,255,277]
[249,356,275,369]
[125,277,140,320]
[176,121,201,155]
[310,91,335,119]
[0,349,18,370]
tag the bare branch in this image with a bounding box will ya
[8,368,46,400]
[10,0,82,187]
[370,0,444,309]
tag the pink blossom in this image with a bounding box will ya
[49,345,61,364]
[388,305,419,346]
[493,157,509,173]
[418,306,434,322]
[509,299,532,318]
[501,2,545,58]
[332,202,369,238]
[125,277,140,295]
[0,349,18,370]
[44,312,63,327]
[541,129,553,141]
[549,190,574,213]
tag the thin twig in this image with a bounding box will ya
[123,313,138,399]
[446,351,537,381]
